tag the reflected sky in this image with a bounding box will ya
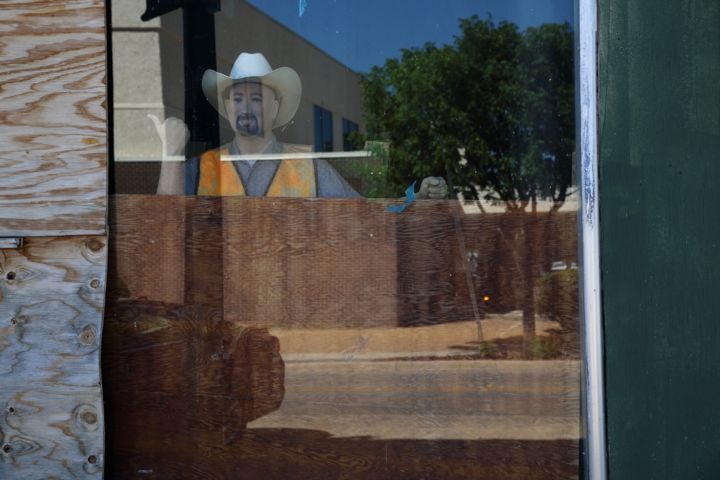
[245,0,574,72]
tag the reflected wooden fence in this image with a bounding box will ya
[103,196,579,478]
[107,196,577,328]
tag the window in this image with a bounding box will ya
[342,117,359,151]
[106,1,586,478]
[314,105,334,152]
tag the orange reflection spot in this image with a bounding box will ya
[82,137,99,145]
[483,295,491,302]
[286,172,301,187]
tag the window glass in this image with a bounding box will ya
[342,118,359,151]
[106,1,583,478]
[314,105,334,152]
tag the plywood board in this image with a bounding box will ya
[0,0,107,236]
[0,236,107,478]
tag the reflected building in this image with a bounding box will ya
[111,0,365,193]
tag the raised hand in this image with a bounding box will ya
[148,114,189,159]
[417,176,448,199]
[149,114,189,195]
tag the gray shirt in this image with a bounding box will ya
[185,140,360,197]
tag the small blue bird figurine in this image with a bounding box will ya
[387,181,417,213]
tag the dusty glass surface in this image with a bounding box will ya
[106,1,582,478]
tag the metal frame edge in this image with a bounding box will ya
[578,0,608,478]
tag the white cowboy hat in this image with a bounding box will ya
[201,52,302,128]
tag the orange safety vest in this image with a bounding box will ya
[197,148,317,197]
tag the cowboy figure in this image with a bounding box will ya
[153,52,447,199]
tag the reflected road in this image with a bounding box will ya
[250,359,580,440]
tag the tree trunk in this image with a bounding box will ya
[521,202,538,358]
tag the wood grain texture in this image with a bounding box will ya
[0,235,106,478]
[108,196,578,328]
[0,0,107,237]
[109,196,399,328]
[223,197,398,328]
[109,195,185,305]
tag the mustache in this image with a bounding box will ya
[236,113,258,123]
[235,113,261,136]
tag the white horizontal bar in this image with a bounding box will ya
[114,150,374,163]
[114,102,167,110]
[220,151,372,161]
[115,156,184,163]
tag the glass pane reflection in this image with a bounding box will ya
[106,1,581,478]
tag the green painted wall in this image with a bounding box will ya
[600,1,720,478]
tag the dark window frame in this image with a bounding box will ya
[313,105,334,152]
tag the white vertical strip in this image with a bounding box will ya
[578,0,608,479]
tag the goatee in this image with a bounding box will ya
[236,114,261,136]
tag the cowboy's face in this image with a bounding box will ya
[224,82,279,138]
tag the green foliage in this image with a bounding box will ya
[530,335,561,359]
[345,136,397,198]
[477,340,501,359]
[535,268,579,332]
[344,131,366,151]
[360,17,575,206]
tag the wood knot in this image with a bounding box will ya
[79,326,97,346]
[6,271,16,281]
[2,444,11,454]
[90,279,100,289]
[82,411,98,424]
[75,404,100,432]
[86,238,105,252]
[87,455,97,464]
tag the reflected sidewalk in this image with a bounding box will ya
[271,313,564,363]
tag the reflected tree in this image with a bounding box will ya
[361,17,575,356]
